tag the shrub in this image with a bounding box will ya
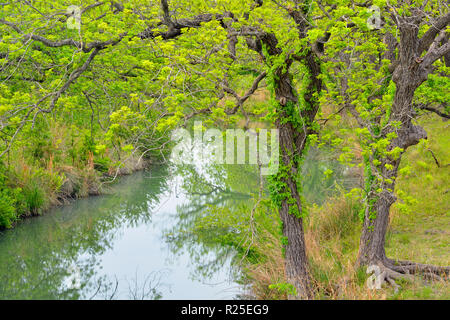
[94,157,111,173]
[0,190,17,228]
[23,184,45,215]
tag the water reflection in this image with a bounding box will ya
[0,166,171,299]
[0,144,356,299]
[163,163,258,281]
[0,157,260,300]
[302,147,361,205]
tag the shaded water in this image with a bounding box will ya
[0,163,256,299]
[0,145,357,300]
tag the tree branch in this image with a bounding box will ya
[0,18,127,53]
[422,36,450,68]
[418,11,450,54]
[416,103,450,119]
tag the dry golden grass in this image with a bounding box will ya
[244,231,288,299]
[246,187,448,299]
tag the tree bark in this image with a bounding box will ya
[278,191,311,299]
[357,20,429,267]
[272,66,316,299]
[357,176,398,266]
[357,73,427,267]
[276,118,312,299]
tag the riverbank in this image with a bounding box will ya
[0,114,171,230]
[0,163,244,299]
[244,114,449,299]
[0,151,156,230]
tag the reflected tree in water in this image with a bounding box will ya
[163,162,261,280]
[0,166,170,299]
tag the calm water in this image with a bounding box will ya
[0,161,257,299]
[0,144,356,300]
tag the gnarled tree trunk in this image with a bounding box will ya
[273,68,312,299]
[242,5,323,299]
[271,50,322,298]
[357,13,449,280]
[357,169,399,267]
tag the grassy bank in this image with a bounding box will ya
[254,114,449,299]
[0,117,169,230]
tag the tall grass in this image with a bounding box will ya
[243,194,402,299]
[0,120,151,229]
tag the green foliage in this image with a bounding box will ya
[0,166,26,228]
[355,267,368,286]
[23,185,45,215]
[93,157,111,173]
[179,199,279,265]
[0,190,17,229]
[268,282,297,297]
[0,2,176,228]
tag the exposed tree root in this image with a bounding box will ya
[366,258,449,293]
[385,258,450,278]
